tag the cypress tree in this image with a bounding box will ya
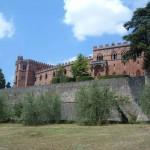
[0,69,6,89]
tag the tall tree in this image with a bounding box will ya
[6,82,11,88]
[0,69,6,89]
[71,54,90,79]
[123,2,150,73]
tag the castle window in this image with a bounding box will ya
[40,75,42,81]
[15,76,17,84]
[23,65,26,70]
[111,53,117,60]
[45,74,48,79]
[53,72,56,77]
[64,69,67,75]
[97,55,103,61]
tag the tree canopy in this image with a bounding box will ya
[0,69,6,89]
[71,54,90,79]
[123,2,150,72]
[6,82,11,89]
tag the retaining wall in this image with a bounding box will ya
[0,77,145,121]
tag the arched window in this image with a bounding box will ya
[23,65,26,70]
[97,55,103,61]
[15,76,17,84]
[45,74,48,79]
[40,75,42,81]
[111,53,117,60]
[64,69,67,75]
[53,72,56,77]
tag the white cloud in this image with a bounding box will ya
[0,13,15,39]
[64,56,77,63]
[63,0,141,41]
[123,0,149,10]
[64,53,92,63]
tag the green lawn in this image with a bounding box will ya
[0,124,150,150]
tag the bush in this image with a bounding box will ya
[0,92,11,122]
[140,85,150,117]
[98,75,129,80]
[12,101,23,122]
[75,83,118,125]
[52,77,60,84]
[52,76,75,84]
[76,76,94,82]
[21,93,61,125]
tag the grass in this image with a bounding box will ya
[0,124,150,150]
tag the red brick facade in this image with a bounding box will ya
[14,42,144,88]
[14,56,53,88]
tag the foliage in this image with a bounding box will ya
[71,54,90,80]
[6,82,11,88]
[75,82,122,125]
[140,85,150,116]
[12,101,23,122]
[98,75,129,80]
[76,76,94,82]
[52,76,75,84]
[123,2,150,72]
[0,92,11,122]
[21,92,61,125]
[0,69,6,89]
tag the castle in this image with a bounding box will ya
[14,42,144,88]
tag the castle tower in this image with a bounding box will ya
[14,56,52,88]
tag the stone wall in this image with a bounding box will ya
[0,77,146,121]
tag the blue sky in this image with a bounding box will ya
[0,0,149,85]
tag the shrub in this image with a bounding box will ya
[52,77,60,84]
[21,93,61,125]
[76,76,94,82]
[75,83,118,125]
[98,75,129,80]
[52,76,75,84]
[140,85,150,117]
[12,101,23,122]
[0,92,11,122]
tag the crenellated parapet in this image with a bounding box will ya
[36,55,93,74]
[36,61,75,74]
[93,42,130,51]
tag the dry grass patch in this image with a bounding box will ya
[0,124,150,150]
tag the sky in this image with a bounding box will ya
[0,0,149,85]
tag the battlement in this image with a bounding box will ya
[36,61,74,74]
[16,56,53,69]
[93,42,130,51]
[36,55,93,74]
